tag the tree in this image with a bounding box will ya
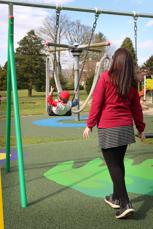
[39,15,96,88]
[143,55,153,74]
[85,73,94,94]
[0,65,7,90]
[83,32,107,89]
[65,20,92,45]
[94,32,106,43]
[38,13,71,80]
[38,13,70,43]
[87,32,106,61]
[39,14,107,92]
[16,30,46,96]
[120,37,137,66]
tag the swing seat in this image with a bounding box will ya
[47,105,72,116]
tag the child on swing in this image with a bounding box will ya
[47,86,79,115]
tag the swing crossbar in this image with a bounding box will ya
[1,0,153,18]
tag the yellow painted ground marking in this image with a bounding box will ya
[0,169,4,229]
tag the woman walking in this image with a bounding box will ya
[83,48,145,219]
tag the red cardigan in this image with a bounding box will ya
[87,71,145,133]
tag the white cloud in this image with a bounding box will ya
[114,0,142,6]
[13,6,49,44]
[138,55,148,65]
[138,40,153,49]
[0,0,75,65]
[135,0,142,5]
[146,20,153,27]
[0,5,49,65]
[26,0,74,4]
[110,36,126,47]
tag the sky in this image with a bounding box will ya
[1,0,153,67]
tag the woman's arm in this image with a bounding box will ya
[130,88,145,133]
[87,73,106,129]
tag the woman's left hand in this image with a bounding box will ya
[138,131,145,142]
[83,127,92,139]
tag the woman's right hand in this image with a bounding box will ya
[83,127,92,139]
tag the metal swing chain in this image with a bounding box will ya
[75,12,100,92]
[53,8,61,81]
[133,14,141,91]
[133,15,138,64]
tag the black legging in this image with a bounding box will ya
[102,145,129,208]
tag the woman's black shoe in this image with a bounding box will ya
[115,202,135,219]
[104,195,120,209]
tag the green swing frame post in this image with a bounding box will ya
[5,3,27,208]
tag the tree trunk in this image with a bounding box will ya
[28,86,32,97]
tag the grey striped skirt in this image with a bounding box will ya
[98,125,135,149]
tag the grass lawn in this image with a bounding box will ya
[0,89,90,147]
[1,89,153,147]
[0,89,90,118]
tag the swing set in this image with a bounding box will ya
[45,8,110,119]
[1,0,153,208]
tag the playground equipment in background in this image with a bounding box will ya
[2,0,153,208]
[139,76,153,101]
[138,75,153,139]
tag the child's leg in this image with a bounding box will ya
[102,145,129,207]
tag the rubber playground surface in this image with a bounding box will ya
[1,114,153,229]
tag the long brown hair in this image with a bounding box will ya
[108,48,137,97]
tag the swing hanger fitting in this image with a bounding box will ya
[95,7,101,16]
[133,11,138,20]
[56,3,62,11]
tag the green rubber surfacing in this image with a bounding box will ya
[1,114,153,229]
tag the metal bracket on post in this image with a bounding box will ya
[9,2,13,16]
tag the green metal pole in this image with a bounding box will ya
[5,7,12,172]
[8,4,27,208]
